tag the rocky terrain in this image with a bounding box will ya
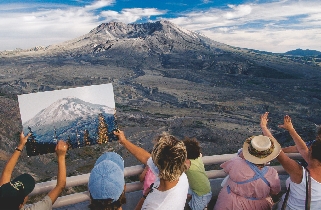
[0,20,321,182]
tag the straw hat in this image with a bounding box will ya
[242,135,281,164]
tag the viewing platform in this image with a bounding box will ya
[28,153,302,210]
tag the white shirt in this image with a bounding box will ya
[22,195,52,210]
[142,157,189,210]
[279,166,321,210]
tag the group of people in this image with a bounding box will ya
[0,112,321,210]
[214,112,321,210]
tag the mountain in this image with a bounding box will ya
[285,49,321,56]
[0,20,321,178]
[46,20,219,54]
[23,97,114,129]
[22,97,115,143]
[3,20,320,80]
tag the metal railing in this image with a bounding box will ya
[28,153,302,208]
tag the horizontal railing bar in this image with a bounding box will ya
[31,153,303,196]
[53,191,90,208]
[202,153,237,165]
[53,181,143,208]
[285,153,303,159]
[53,165,292,208]
[30,165,144,196]
[205,165,290,179]
[29,173,90,196]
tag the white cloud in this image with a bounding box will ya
[84,0,115,11]
[100,8,166,23]
[0,0,320,52]
[0,3,36,11]
[202,0,212,4]
[0,1,166,51]
[225,4,252,19]
[0,7,100,50]
[0,2,108,50]
[169,0,321,52]
[201,27,321,53]
[170,1,321,29]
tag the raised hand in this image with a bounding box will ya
[55,140,68,157]
[260,112,269,128]
[113,129,151,164]
[260,112,274,138]
[113,129,127,145]
[278,115,294,131]
[19,131,31,147]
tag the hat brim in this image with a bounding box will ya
[242,136,281,164]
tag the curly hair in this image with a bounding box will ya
[151,133,187,181]
[183,137,201,160]
[88,190,126,210]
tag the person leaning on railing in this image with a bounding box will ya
[260,112,321,210]
[114,130,189,210]
[0,132,67,210]
[87,152,126,210]
[183,137,212,210]
[214,132,281,209]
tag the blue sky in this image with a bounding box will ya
[0,0,320,53]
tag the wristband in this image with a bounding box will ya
[15,147,22,152]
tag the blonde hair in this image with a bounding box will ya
[151,132,187,181]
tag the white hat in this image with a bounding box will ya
[242,135,281,164]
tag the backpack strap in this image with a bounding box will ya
[305,168,311,210]
[231,161,269,186]
[281,184,291,210]
[226,160,271,200]
[244,160,270,187]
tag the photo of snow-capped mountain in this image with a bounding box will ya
[23,96,114,129]
[18,83,117,156]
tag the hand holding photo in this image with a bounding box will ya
[18,83,118,156]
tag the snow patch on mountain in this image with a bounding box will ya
[23,97,114,128]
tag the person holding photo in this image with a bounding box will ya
[0,132,67,210]
[114,130,189,210]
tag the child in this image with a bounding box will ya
[139,149,156,194]
[183,137,212,210]
[139,165,156,194]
